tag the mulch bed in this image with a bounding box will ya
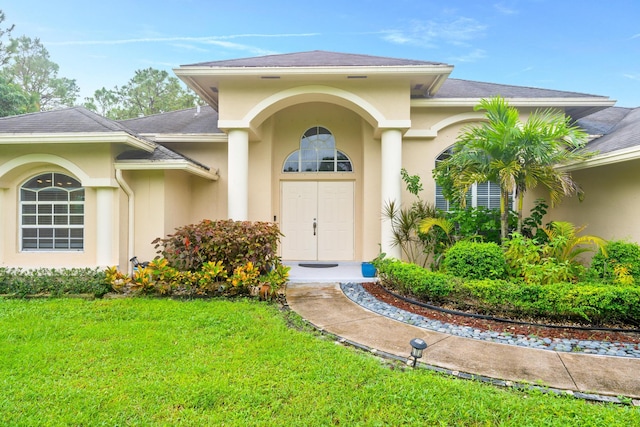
[362,282,640,344]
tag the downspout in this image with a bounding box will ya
[115,169,135,275]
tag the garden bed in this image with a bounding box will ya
[362,282,640,344]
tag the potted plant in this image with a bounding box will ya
[361,251,385,278]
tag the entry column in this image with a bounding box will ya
[380,129,402,259]
[96,187,116,266]
[227,129,249,220]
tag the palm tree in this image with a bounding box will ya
[433,96,591,241]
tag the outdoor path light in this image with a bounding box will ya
[409,338,427,368]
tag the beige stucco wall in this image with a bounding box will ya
[0,144,114,268]
[541,159,640,243]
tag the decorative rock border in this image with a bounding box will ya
[341,283,640,359]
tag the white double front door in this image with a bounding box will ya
[280,181,354,261]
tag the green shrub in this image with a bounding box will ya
[375,259,455,300]
[0,268,108,297]
[442,241,506,280]
[590,240,640,285]
[377,260,640,325]
[153,219,282,273]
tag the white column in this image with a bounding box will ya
[95,187,115,267]
[0,189,4,264]
[381,129,403,259]
[227,129,249,220]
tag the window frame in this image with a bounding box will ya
[434,148,512,211]
[19,172,85,252]
[282,126,353,173]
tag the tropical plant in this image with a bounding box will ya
[382,169,439,266]
[590,240,640,285]
[541,221,606,264]
[434,96,591,241]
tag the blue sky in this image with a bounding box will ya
[3,0,640,107]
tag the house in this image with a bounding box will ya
[0,50,634,271]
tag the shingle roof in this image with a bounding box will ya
[0,107,212,173]
[118,105,221,134]
[580,107,640,154]
[435,78,608,100]
[183,50,449,68]
[0,106,135,134]
[116,144,211,171]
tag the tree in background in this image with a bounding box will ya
[0,74,32,117]
[434,96,590,241]
[84,68,199,119]
[0,10,16,67]
[3,36,79,111]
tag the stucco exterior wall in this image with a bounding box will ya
[543,160,640,243]
[0,144,121,268]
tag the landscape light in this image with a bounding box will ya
[409,338,427,368]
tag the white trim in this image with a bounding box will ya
[405,112,486,139]
[218,85,390,131]
[560,146,640,171]
[175,64,454,79]
[0,132,156,152]
[0,154,118,188]
[114,160,219,181]
[137,133,228,143]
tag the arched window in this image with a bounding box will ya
[283,126,352,173]
[435,148,502,211]
[20,172,84,251]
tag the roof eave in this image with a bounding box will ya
[137,133,227,143]
[115,160,219,180]
[559,146,640,171]
[0,132,156,152]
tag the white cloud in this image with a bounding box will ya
[623,73,640,81]
[448,49,488,63]
[493,2,519,15]
[382,17,487,49]
[46,32,320,47]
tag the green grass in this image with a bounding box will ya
[0,298,638,426]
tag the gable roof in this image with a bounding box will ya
[560,106,640,171]
[0,107,216,179]
[0,106,136,134]
[183,50,449,68]
[118,105,221,134]
[580,107,640,154]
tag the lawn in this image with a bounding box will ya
[0,298,638,426]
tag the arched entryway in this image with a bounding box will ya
[279,125,355,261]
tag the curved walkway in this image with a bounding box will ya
[286,281,640,400]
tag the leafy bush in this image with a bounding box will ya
[590,240,640,285]
[106,258,289,299]
[377,260,640,325]
[375,258,456,300]
[442,241,506,280]
[153,219,282,273]
[0,268,108,297]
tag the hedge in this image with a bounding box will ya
[0,268,109,298]
[376,259,640,325]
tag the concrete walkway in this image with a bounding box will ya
[286,279,640,400]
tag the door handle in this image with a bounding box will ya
[313,218,317,236]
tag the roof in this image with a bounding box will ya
[0,107,213,176]
[435,78,608,100]
[0,106,136,134]
[183,50,449,68]
[580,107,640,154]
[118,105,221,134]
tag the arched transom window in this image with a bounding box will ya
[283,126,353,173]
[20,172,85,251]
